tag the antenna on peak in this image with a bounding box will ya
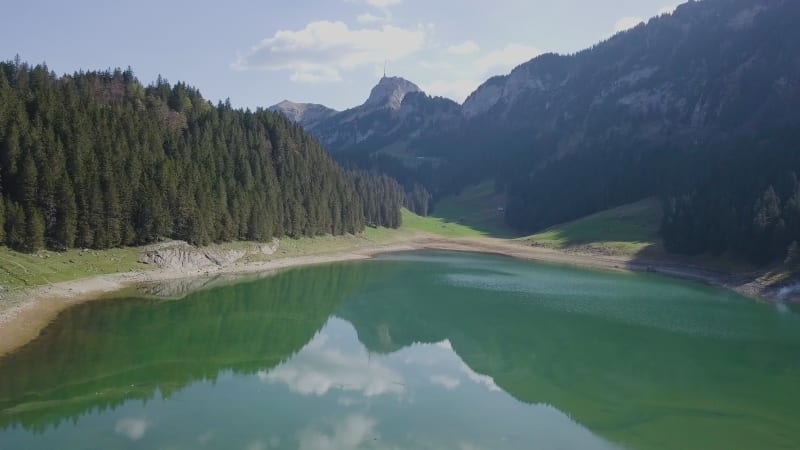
[383,60,387,78]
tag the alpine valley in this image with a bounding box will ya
[272,0,800,264]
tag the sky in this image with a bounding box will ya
[1,0,681,111]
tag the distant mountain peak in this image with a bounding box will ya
[364,76,422,110]
[268,100,338,128]
[274,99,299,108]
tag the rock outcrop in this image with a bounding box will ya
[138,240,279,271]
[362,76,422,111]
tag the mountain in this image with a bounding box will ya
[464,0,799,150]
[267,100,337,130]
[363,76,422,110]
[272,0,800,264]
[272,77,461,165]
[270,76,424,133]
[465,0,800,263]
[272,0,800,174]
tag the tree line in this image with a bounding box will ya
[503,126,800,266]
[0,60,406,252]
[660,128,800,265]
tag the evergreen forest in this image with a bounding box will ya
[0,59,408,252]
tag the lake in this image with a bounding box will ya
[0,251,798,450]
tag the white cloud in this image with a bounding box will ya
[475,43,540,74]
[259,332,405,397]
[446,40,480,55]
[614,16,644,33]
[418,60,456,71]
[430,374,461,390]
[233,21,425,83]
[114,418,149,441]
[298,415,377,450]
[364,0,402,7]
[290,66,342,83]
[658,4,679,15]
[460,363,501,392]
[422,43,540,103]
[357,12,386,24]
[421,79,480,103]
[351,0,401,23]
[435,339,453,350]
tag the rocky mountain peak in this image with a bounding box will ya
[363,76,423,110]
[268,100,338,129]
[271,100,305,121]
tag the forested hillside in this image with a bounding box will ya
[272,0,800,266]
[659,128,800,264]
[0,60,405,251]
[488,0,800,264]
[269,0,800,267]
[491,0,800,236]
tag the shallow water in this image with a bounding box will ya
[0,251,798,450]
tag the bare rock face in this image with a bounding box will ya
[257,240,280,256]
[462,76,504,118]
[138,242,222,271]
[138,239,280,271]
[363,76,422,111]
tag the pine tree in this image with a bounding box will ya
[0,191,5,243]
[5,201,25,250]
[21,154,38,207]
[24,207,45,251]
[53,176,77,249]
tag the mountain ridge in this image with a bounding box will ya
[272,0,799,165]
[270,75,461,159]
[267,100,337,130]
[269,0,800,264]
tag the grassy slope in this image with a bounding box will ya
[399,208,483,238]
[0,247,146,291]
[0,209,481,291]
[431,181,519,237]
[244,209,481,264]
[375,142,444,169]
[522,198,758,273]
[523,198,663,257]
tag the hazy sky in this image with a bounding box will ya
[1,0,680,110]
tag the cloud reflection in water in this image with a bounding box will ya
[259,323,404,398]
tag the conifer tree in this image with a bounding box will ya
[0,190,5,243]
[53,176,77,249]
[5,201,25,250]
[24,207,45,251]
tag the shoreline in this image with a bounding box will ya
[0,235,783,357]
